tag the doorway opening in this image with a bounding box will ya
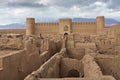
[67,69,79,77]
[64,33,68,36]
[64,33,68,38]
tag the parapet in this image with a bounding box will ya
[26,18,35,26]
[97,16,104,18]
[26,18,35,22]
[96,16,104,23]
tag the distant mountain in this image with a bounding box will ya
[0,23,25,29]
[37,17,119,26]
[72,18,119,26]
[36,18,58,22]
[72,18,96,22]
[105,18,119,26]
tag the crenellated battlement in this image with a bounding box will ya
[72,22,96,25]
[26,16,105,35]
[35,22,59,26]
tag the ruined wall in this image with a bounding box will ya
[0,50,25,80]
[0,35,62,80]
[0,34,24,50]
[82,54,103,80]
[24,48,66,80]
[33,78,86,80]
[0,49,45,80]
[60,58,84,78]
[67,48,85,60]
[72,22,97,35]
[90,35,116,55]
[75,43,96,50]
[96,55,120,80]
[102,26,120,48]
[66,40,96,50]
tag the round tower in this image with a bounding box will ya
[96,16,105,34]
[26,18,35,35]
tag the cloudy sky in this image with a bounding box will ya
[0,0,120,24]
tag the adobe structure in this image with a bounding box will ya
[26,16,104,35]
[24,16,120,80]
[0,16,120,80]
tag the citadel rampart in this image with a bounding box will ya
[26,16,105,36]
[0,29,25,35]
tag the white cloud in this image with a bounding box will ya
[0,0,120,24]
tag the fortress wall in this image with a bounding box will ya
[112,24,120,35]
[34,22,59,35]
[0,29,25,35]
[71,22,97,35]
[102,27,115,35]
[106,24,120,45]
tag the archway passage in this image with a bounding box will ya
[64,33,68,38]
[67,69,80,77]
[64,33,68,36]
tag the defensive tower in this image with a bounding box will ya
[26,18,35,35]
[96,16,105,34]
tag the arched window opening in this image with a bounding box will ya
[64,26,69,31]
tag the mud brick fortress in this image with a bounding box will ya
[0,16,120,80]
[26,16,104,35]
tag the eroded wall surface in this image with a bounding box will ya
[0,35,62,80]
